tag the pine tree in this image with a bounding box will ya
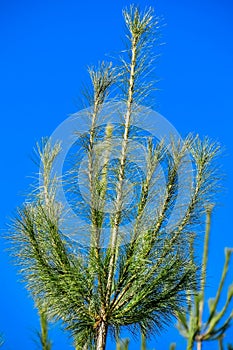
[172,207,233,350]
[9,6,220,350]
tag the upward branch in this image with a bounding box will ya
[105,6,155,307]
[87,62,114,249]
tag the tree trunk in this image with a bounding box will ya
[197,341,202,350]
[96,320,108,350]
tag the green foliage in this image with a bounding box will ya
[35,307,52,350]
[169,344,176,350]
[174,207,233,350]
[8,5,221,350]
[115,333,148,350]
[116,338,130,350]
[141,333,146,350]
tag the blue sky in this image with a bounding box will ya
[0,0,233,349]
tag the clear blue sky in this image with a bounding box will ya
[0,0,233,349]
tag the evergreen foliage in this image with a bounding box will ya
[8,5,221,350]
[172,207,233,350]
[35,307,52,350]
